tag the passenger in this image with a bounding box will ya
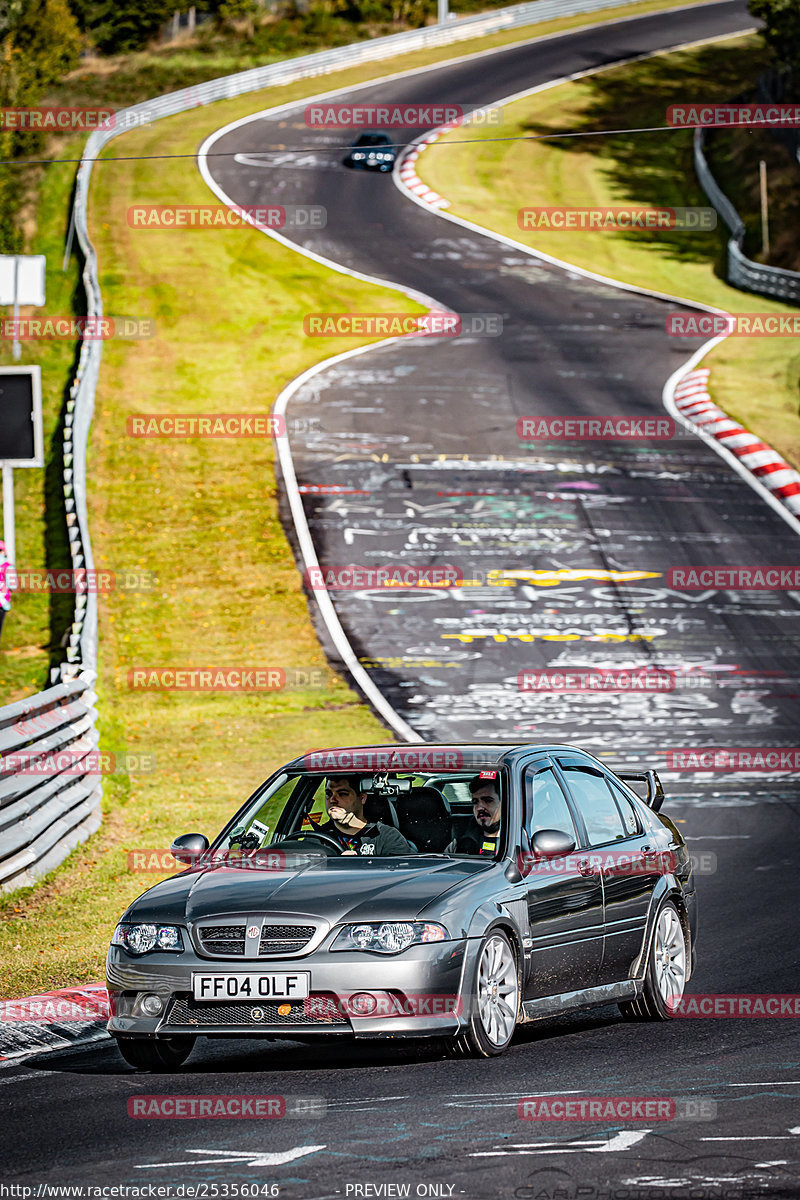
[456,775,502,857]
[315,775,414,856]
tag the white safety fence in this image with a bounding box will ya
[0,0,677,891]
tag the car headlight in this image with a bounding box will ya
[111,923,184,955]
[331,921,447,954]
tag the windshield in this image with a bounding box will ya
[214,769,506,862]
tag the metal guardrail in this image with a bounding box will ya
[0,0,690,892]
[694,127,800,304]
[0,674,101,891]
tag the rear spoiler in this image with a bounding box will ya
[617,769,665,812]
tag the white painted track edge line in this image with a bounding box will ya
[393,29,800,538]
[199,136,448,744]
[196,5,736,743]
[197,8,798,741]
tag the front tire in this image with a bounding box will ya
[620,901,687,1021]
[115,1035,196,1070]
[450,929,520,1058]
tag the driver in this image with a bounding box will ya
[456,774,502,857]
[313,775,413,856]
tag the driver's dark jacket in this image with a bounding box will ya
[315,819,413,856]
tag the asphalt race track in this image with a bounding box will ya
[2,3,799,1196]
[204,0,800,770]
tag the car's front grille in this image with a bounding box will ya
[197,922,317,957]
[259,925,315,955]
[165,996,349,1028]
[198,925,246,956]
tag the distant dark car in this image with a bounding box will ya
[343,131,396,172]
[107,742,697,1070]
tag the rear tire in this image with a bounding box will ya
[115,1035,196,1070]
[620,901,687,1021]
[448,929,520,1058]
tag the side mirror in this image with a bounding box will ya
[531,828,576,859]
[170,832,209,864]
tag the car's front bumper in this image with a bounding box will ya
[106,938,470,1040]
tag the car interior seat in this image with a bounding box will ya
[362,793,400,829]
[394,787,453,853]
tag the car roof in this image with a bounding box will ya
[285,742,594,771]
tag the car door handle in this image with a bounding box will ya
[577,858,599,877]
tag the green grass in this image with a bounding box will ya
[417,35,800,469]
[0,0,747,998]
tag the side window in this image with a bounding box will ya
[523,764,578,844]
[607,778,640,836]
[561,764,627,847]
[228,776,299,848]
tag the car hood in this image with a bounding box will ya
[124,857,491,927]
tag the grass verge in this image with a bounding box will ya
[417,34,800,469]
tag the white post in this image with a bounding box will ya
[759,159,769,260]
[438,0,449,21]
[11,256,20,361]
[2,465,15,568]
[63,203,76,272]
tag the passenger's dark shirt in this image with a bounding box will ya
[456,824,500,857]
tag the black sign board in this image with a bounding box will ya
[0,367,43,466]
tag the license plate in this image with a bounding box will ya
[192,973,310,1001]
